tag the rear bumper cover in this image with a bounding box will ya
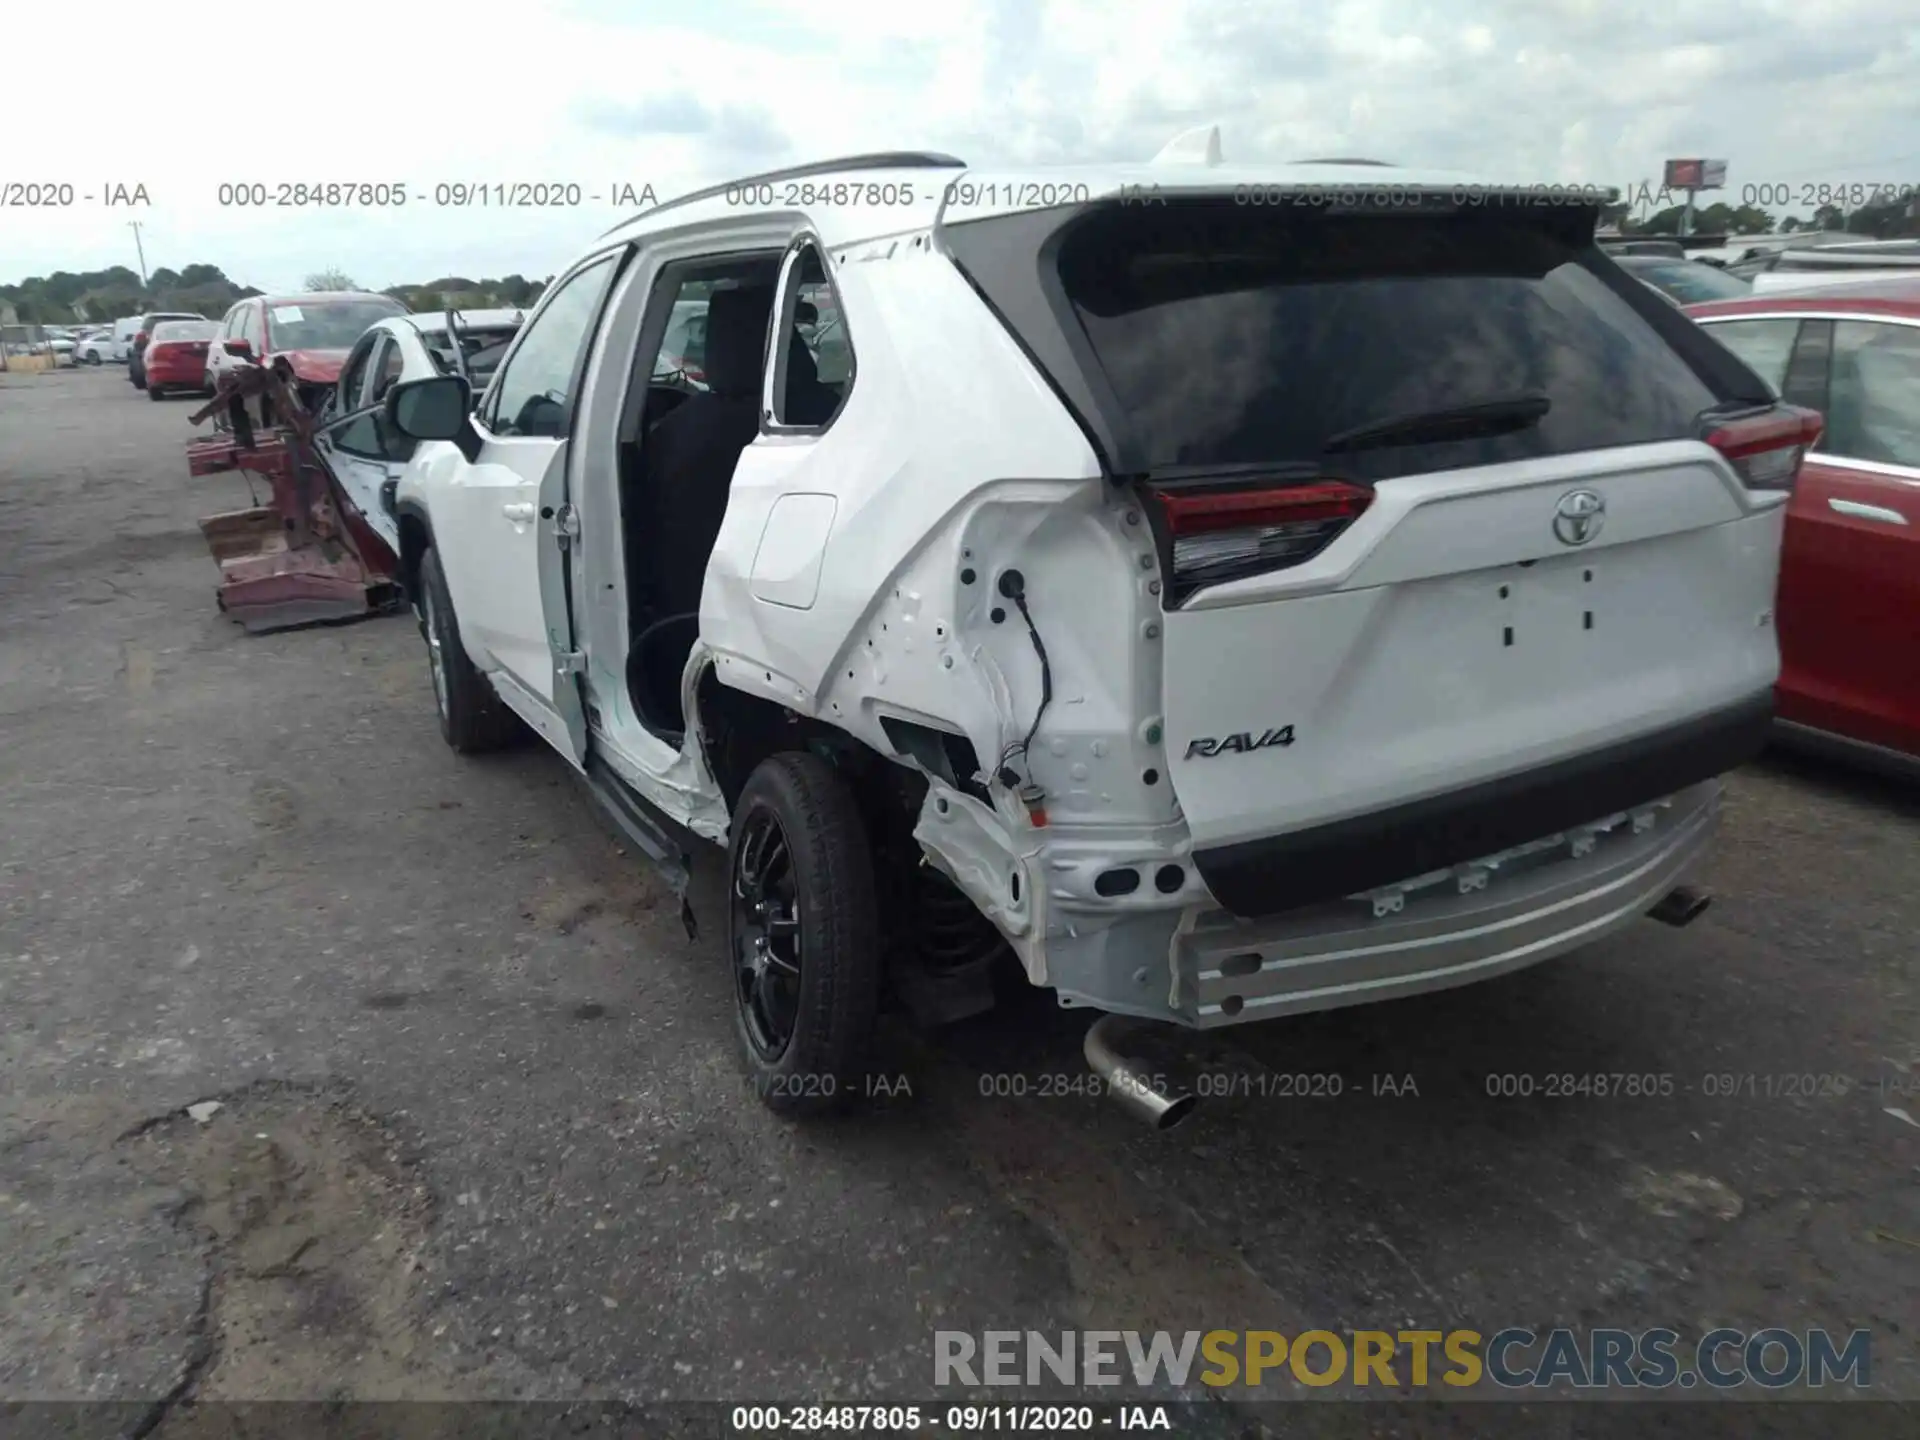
[1192,689,1773,919]
[1169,779,1720,1026]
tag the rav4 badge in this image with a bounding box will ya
[1184,726,1296,759]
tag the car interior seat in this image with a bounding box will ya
[626,284,776,740]
[780,330,842,427]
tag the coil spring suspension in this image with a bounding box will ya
[916,861,1007,973]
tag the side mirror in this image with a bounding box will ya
[224,338,252,358]
[386,374,472,440]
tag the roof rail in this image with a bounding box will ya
[1292,157,1394,166]
[601,151,968,237]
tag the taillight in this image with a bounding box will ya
[1145,479,1372,605]
[1702,404,1823,492]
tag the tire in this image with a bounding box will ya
[417,546,521,754]
[727,752,882,1116]
[148,385,165,401]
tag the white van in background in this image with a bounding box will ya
[107,317,143,362]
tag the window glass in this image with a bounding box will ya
[1825,321,1920,468]
[1618,259,1752,303]
[1049,204,1722,482]
[773,245,851,426]
[1703,318,1798,396]
[486,254,619,437]
[652,297,712,389]
[266,299,404,353]
[332,335,415,461]
[245,306,267,350]
[150,321,218,344]
[337,333,380,411]
[373,337,406,403]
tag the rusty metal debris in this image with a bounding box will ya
[187,358,401,633]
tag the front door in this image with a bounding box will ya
[435,249,626,762]
[313,330,408,557]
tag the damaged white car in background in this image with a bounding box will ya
[313,309,526,555]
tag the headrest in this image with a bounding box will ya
[701,286,775,399]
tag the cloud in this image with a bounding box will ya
[576,93,791,159]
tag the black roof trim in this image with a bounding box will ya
[600,151,968,237]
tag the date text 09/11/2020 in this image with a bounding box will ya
[209,182,660,209]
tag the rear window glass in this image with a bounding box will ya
[1052,204,1722,482]
[151,321,219,342]
[1619,258,1753,303]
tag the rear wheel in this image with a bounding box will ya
[147,385,165,401]
[418,546,521,754]
[728,753,882,1116]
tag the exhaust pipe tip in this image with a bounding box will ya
[1084,1014,1199,1130]
[1648,884,1713,928]
[1149,1091,1200,1131]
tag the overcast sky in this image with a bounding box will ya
[3,0,1917,293]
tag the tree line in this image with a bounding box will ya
[1609,193,1920,239]
[1,264,551,326]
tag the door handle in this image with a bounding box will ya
[1828,498,1908,526]
[501,502,536,523]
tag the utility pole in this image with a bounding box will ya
[128,221,148,286]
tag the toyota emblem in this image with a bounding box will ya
[1553,489,1606,546]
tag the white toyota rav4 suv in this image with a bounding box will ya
[384,139,1815,1123]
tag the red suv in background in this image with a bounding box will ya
[142,320,222,400]
[1687,277,1920,770]
[208,291,409,411]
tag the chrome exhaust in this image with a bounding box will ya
[1084,1014,1198,1130]
[1648,884,1713,928]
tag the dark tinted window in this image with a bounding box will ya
[1052,205,1722,481]
[772,243,852,427]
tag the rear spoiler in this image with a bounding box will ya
[932,171,1620,235]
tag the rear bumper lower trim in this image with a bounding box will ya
[1192,690,1773,918]
[1173,781,1720,1025]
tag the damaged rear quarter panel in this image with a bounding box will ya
[694,244,1183,966]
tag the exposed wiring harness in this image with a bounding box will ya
[992,569,1053,796]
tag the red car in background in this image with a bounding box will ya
[207,291,409,411]
[142,320,221,400]
[1687,278,1920,770]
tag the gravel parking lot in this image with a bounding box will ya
[3,367,1917,1429]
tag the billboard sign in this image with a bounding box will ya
[1664,159,1728,190]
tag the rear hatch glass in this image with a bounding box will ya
[1044,202,1722,484]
